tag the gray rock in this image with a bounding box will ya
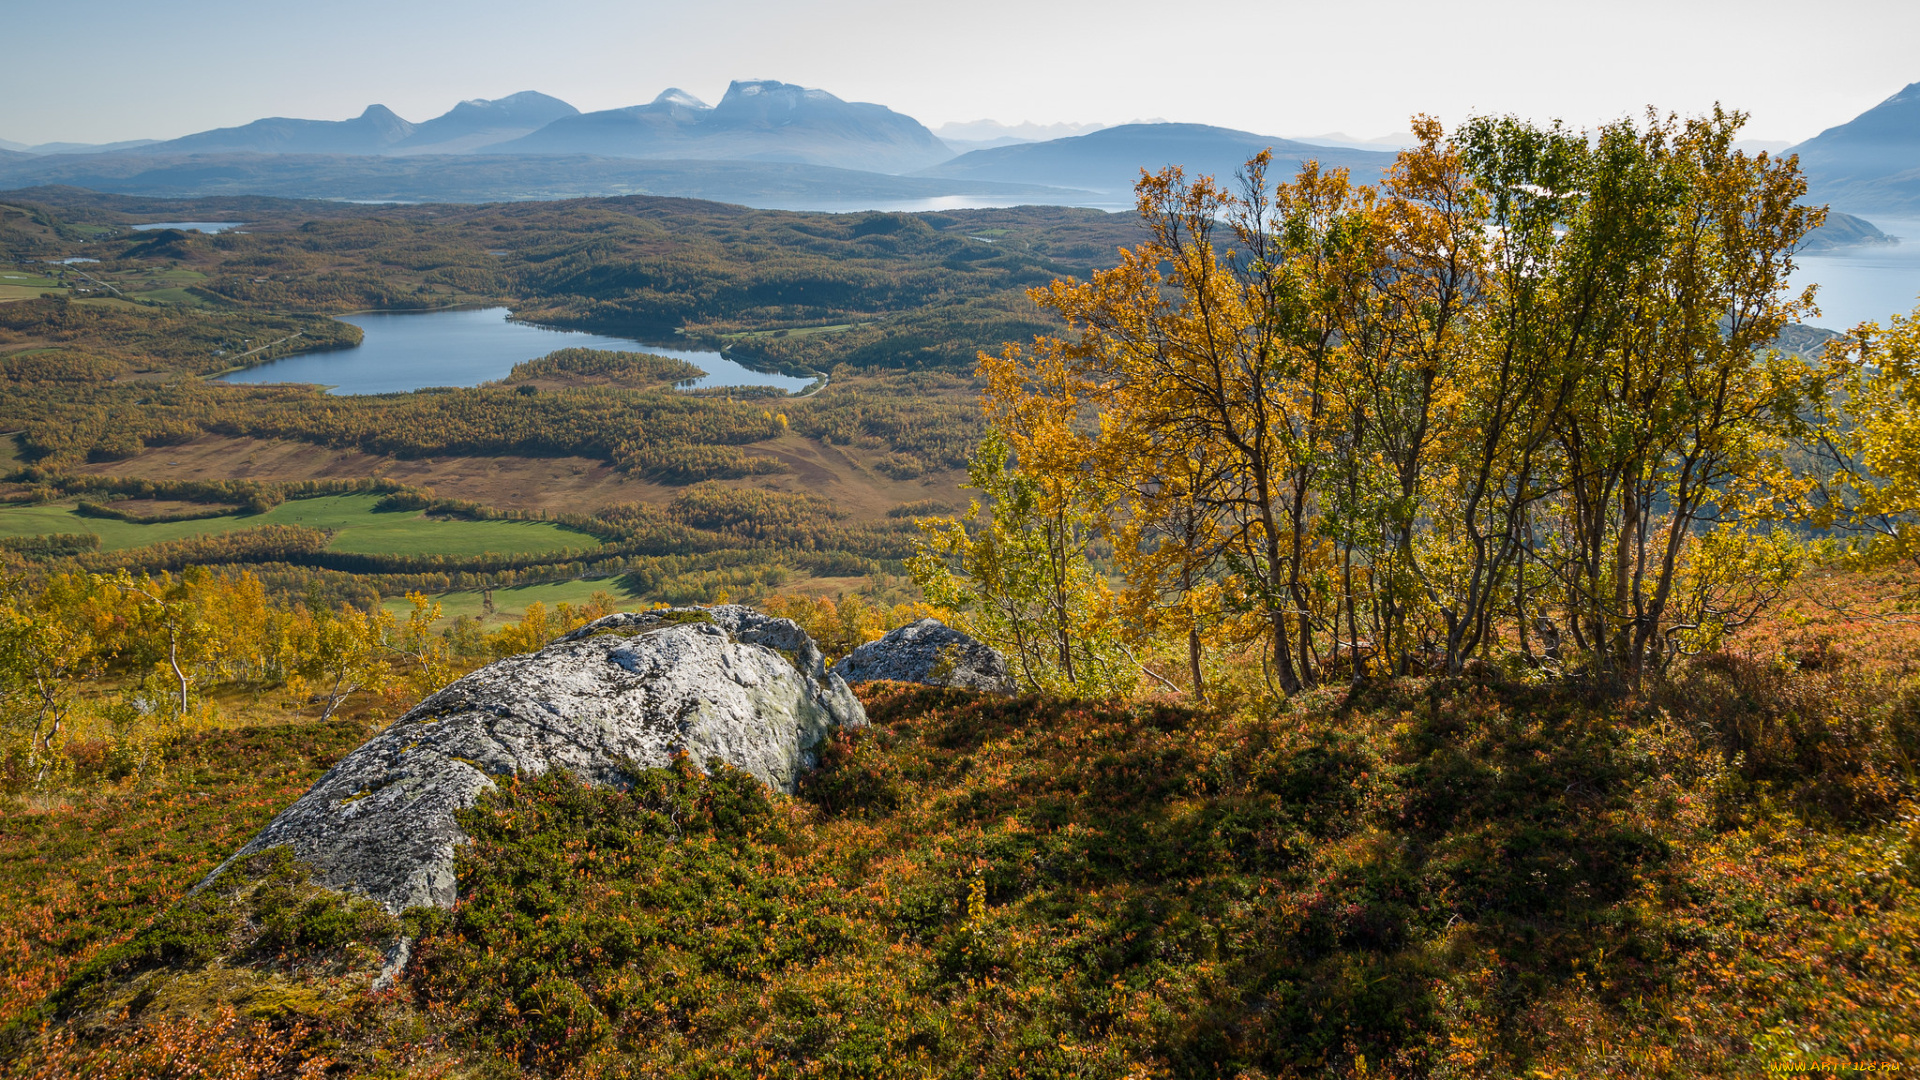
[831,618,1016,694]
[202,606,863,913]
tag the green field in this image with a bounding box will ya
[721,321,867,340]
[0,494,598,557]
[0,271,64,289]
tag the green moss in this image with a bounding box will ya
[577,626,651,641]
[653,608,716,626]
[928,641,962,682]
[39,846,399,1029]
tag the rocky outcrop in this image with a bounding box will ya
[203,606,864,914]
[831,618,1016,694]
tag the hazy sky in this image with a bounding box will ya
[6,0,1917,147]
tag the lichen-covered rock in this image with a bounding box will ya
[204,606,863,913]
[831,618,1016,694]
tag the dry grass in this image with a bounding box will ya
[76,432,968,522]
[1733,563,1920,676]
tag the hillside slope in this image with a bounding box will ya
[142,104,417,156]
[386,91,580,155]
[920,122,1399,196]
[1792,81,1920,213]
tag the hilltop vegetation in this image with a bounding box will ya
[2,648,1915,1077]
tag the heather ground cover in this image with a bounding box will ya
[0,718,371,1031]
[3,661,1914,1078]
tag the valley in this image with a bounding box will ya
[0,188,1018,623]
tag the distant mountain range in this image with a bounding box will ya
[0,86,1398,192]
[499,82,951,174]
[0,84,1413,208]
[1791,82,1920,216]
[7,78,1918,219]
[14,84,952,176]
[0,137,158,155]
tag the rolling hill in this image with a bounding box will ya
[0,153,1086,207]
[1800,209,1900,252]
[918,122,1400,197]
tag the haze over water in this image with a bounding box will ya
[1792,220,1920,332]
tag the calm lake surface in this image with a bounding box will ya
[132,221,242,233]
[1791,218,1920,332]
[752,194,1128,214]
[216,308,816,396]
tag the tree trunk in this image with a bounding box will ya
[169,633,189,718]
[1188,625,1206,704]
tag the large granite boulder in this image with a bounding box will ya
[831,618,1016,694]
[203,606,863,914]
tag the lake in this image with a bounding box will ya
[1791,218,1920,332]
[132,221,242,233]
[752,194,1129,214]
[215,307,817,396]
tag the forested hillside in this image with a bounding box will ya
[0,190,1144,369]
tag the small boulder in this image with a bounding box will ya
[203,606,863,913]
[831,618,1015,694]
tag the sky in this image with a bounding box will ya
[5,0,1917,148]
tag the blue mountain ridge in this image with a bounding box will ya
[918,123,1399,196]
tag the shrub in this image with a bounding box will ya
[1659,652,1920,824]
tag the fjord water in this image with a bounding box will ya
[1792,219,1920,332]
[215,307,814,396]
[131,221,243,233]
